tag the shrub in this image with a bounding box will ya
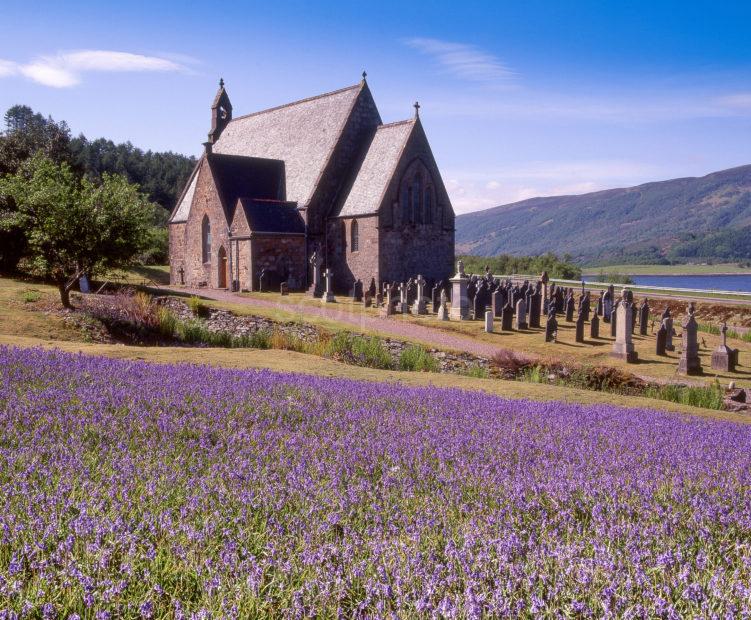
[325,332,394,369]
[187,296,210,318]
[490,349,538,376]
[522,365,547,384]
[399,345,439,372]
[461,364,489,379]
[22,289,41,303]
[156,306,178,339]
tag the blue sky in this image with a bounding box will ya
[1,0,751,213]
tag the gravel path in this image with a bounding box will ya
[170,287,502,358]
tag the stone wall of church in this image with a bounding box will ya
[168,223,187,284]
[377,121,455,286]
[171,159,233,288]
[250,235,307,291]
[326,216,379,292]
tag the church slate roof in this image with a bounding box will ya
[170,159,201,223]
[212,83,363,208]
[334,119,415,218]
[237,198,305,235]
[206,153,285,220]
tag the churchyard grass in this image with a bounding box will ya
[398,344,440,372]
[644,382,726,410]
[2,346,751,617]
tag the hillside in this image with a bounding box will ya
[456,164,751,264]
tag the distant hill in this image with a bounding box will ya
[455,165,751,265]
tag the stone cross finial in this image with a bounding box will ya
[362,70,367,80]
[414,101,420,117]
[721,322,728,347]
[219,77,224,88]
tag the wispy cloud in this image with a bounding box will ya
[0,50,187,87]
[404,37,515,85]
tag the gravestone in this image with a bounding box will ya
[308,250,324,297]
[280,282,289,296]
[473,287,485,320]
[610,302,618,338]
[611,290,638,362]
[437,290,449,321]
[678,304,701,375]
[596,292,603,317]
[529,292,542,328]
[492,290,505,318]
[376,292,384,307]
[432,281,442,314]
[711,322,736,372]
[590,313,599,339]
[449,260,470,320]
[656,321,667,356]
[380,290,394,317]
[364,292,372,308]
[575,312,585,343]
[664,314,675,352]
[398,282,409,314]
[580,292,590,322]
[565,295,575,322]
[368,278,377,298]
[351,279,363,302]
[515,298,528,330]
[639,299,649,336]
[603,289,612,323]
[501,300,514,331]
[545,310,558,342]
[321,268,335,303]
[541,271,549,314]
[412,274,428,315]
[484,310,494,333]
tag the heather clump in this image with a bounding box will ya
[2,346,751,617]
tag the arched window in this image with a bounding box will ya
[425,187,433,224]
[201,215,211,263]
[351,219,359,252]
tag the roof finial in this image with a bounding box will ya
[414,101,420,118]
[362,70,367,81]
[219,77,225,88]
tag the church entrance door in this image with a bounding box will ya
[218,246,228,288]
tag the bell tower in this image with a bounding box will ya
[208,78,232,144]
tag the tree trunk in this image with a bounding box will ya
[58,282,71,308]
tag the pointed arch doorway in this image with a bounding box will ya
[217,246,228,288]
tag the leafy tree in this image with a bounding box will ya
[0,155,153,307]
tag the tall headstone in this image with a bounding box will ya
[610,302,618,338]
[368,278,377,298]
[545,308,558,342]
[449,260,469,320]
[611,290,637,362]
[309,250,324,297]
[678,304,701,375]
[515,298,528,330]
[412,274,428,315]
[351,279,363,302]
[596,292,604,317]
[529,292,542,328]
[501,300,514,331]
[603,289,612,323]
[398,282,409,314]
[664,312,675,351]
[656,321,667,356]
[711,323,736,372]
[541,271,549,314]
[575,312,585,343]
[321,268,335,303]
[639,299,650,336]
[431,281,442,314]
[437,290,449,321]
[590,313,599,339]
[565,295,575,322]
[484,310,494,333]
[492,289,505,318]
[473,288,485,321]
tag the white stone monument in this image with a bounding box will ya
[611,289,637,362]
[412,274,428,315]
[321,268,336,303]
[398,282,409,314]
[437,290,449,321]
[515,299,528,330]
[449,260,469,320]
[484,310,494,333]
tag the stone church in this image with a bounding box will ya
[168,75,455,293]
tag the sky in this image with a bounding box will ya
[1,0,751,214]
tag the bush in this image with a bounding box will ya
[187,296,210,318]
[21,289,41,303]
[461,364,489,379]
[399,345,439,372]
[325,333,394,369]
